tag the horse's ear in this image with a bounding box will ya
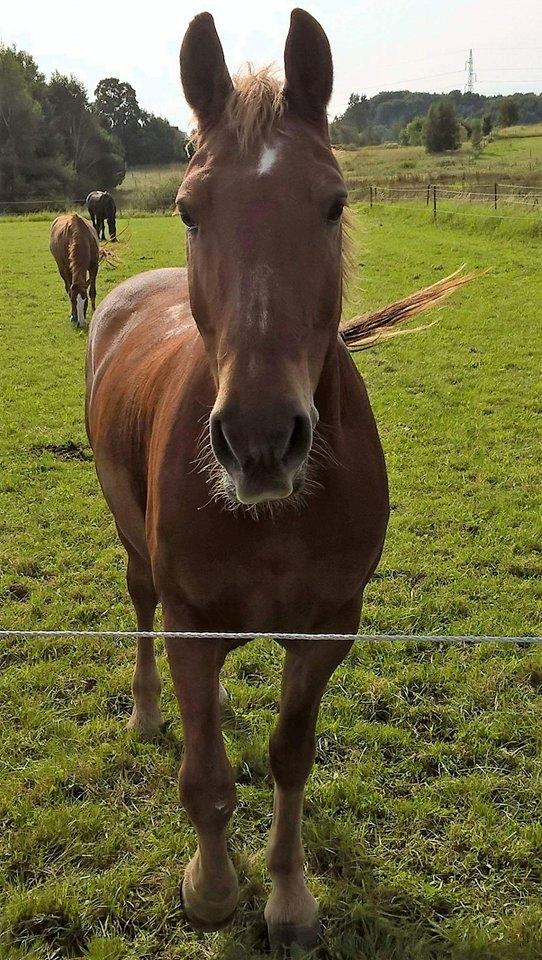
[283,8,333,124]
[180,12,233,130]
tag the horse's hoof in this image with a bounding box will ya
[180,878,237,931]
[266,918,321,952]
[126,709,164,740]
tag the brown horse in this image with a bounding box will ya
[50,213,99,327]
[86,10,471,950]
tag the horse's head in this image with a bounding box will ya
[178,10,346,507]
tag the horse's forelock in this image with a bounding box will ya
[190,66,284,153]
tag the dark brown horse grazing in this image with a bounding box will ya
[50,213,100,327]
[86,191,117,241]
[86,10,470,950]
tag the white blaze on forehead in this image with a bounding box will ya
[257,144,279,176]
[76,294,85,327]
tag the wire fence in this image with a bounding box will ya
[362,180,542,219]
[1,629,541,645]
[3,181,542,218]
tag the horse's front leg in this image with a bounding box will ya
[164,613,238,929]
[88,265,98,313]
[265,633,355,951]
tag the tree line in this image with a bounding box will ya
[0,45,186,203]
[402,97,520,153]
[330,89,541,148]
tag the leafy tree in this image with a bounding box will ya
[137,114,185,164]
[499,97,519,127]
[400,116,425,146]
[94,77,144,164]
[47,73,125,193]
[94,77,141,131]
[94,77,185,166]
[0,46,71,202]
[341,93,369,131]
[482,113,493,136]
[329,121,358,145]
[424,99,461,153]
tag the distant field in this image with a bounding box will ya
[337,126,542,197]
[0,206,540,959]
[115,162,185,212]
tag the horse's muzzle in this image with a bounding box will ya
[210,407,313,505]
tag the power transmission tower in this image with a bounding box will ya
[464,49,476,93]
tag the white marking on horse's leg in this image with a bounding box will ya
[257,144,279,176]
[76,294,85,327]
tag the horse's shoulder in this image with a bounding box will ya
[91,268,188,333]
[87,268,191,382]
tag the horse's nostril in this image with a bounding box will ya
[210,416,241,473]
[282,414,312,470]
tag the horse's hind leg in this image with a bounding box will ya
[163,617,238,928]
[125,551,163,738]
[264,634,354,951]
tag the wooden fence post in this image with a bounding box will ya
[370,185,373,208]
[426,184,430,207]
[494,182,498,210]
[433,185,437,220]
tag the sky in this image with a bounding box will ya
[2,0,541,130]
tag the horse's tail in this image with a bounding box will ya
[98,242,121,267]
[340,266,477,351]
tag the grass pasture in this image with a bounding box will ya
[336,125,542,196]
[0,207,541,960]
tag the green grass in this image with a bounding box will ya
[0,209,541,960]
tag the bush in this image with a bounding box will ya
[401,116,425,146]
[470,118,483,154]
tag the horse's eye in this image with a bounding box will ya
[326,197,346,223]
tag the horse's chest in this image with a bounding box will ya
[160,510,371,631]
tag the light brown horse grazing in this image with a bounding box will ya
[50,213,99,327]
[86,10,471,951]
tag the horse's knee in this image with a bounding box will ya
[269,719,316,791]
[179,760,236,831]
